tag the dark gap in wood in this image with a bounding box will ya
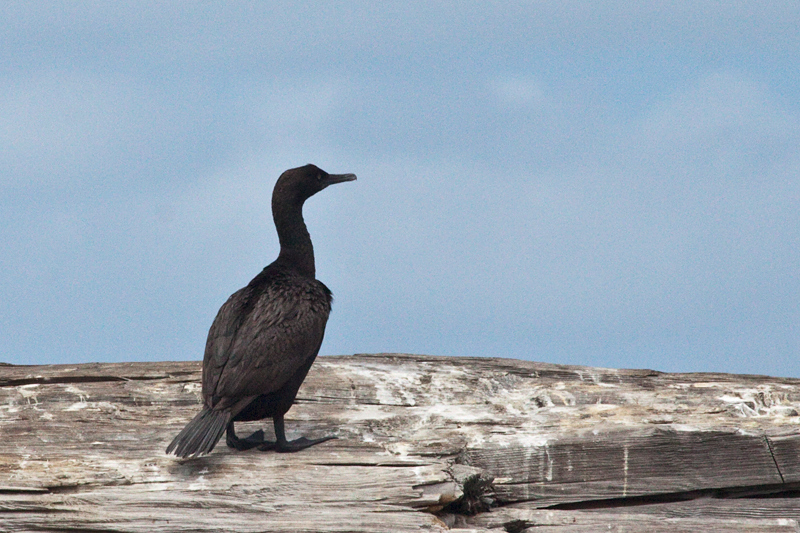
[38,527,125,533]
[746,489,800,499]
[765,435,786,484]
[439,474,497,516]
[1,376,124,387]
[722,482,800,498]
[162,373,204,381]
[545,481,800,511]
[413,452,461,458]
[43,485,87,495]
[293,396,385,405]
[501,519,530,533]
[0,375,172,387]
[310,462,433,468]
[0,508,74,515]
[0,486,48,494]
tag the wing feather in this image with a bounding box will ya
[201,270,331,409]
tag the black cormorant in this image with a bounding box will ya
[167,164,356,458]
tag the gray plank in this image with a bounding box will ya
[467,427,783,506]
[2,354,800,532]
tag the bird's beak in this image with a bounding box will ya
[322,173,357,188]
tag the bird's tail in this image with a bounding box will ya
[166,407,231,458]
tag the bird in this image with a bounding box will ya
[166,164,356,458]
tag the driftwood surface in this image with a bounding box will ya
[2,353,800,532]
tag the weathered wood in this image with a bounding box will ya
[1,354,800,532]
[454,506,800,532]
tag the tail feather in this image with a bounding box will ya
[166,407,231,458]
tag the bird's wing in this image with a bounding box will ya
[202,276,331,406]
[202,284,255,400]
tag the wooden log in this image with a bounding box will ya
[1,354,800,532]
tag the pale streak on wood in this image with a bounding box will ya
[1,354,800,532]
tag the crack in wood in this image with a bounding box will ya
[439,473,497,515]
[501,519,531,533]
[1,376,128,387]
[309,462,434,468]
[544,481,800,512]
[0,486,49,494]
[0,375,175,388]
[765,435,786,484]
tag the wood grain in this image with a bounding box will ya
[1,354,800,532]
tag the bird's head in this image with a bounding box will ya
[274,164,357,206]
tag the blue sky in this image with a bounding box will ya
[2,2,799,377]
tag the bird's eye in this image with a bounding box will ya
[317,173,322,181]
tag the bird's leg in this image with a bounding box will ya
[256,414,336,453]
[225,422,267,450]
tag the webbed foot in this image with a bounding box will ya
[226,417,337,453]
[268,435,337,453]
[225,426,266,450]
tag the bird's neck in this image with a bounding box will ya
[273,200,316,278]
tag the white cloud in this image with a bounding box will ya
[488,74,546,108]
[629,71,798,171]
